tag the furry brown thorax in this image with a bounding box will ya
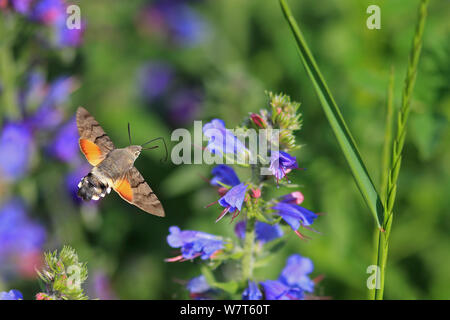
[77,146,142,201]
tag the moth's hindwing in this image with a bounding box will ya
[76,107,115,166]
[113,167,165,217]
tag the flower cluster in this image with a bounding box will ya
[165,92,324,300]
[0,199,46,279]
[0,0,85,47]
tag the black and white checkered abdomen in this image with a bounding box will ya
[77,172,111,201]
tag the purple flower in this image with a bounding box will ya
[139,2,208,48]
[203,119,247,157]
[0,199,46,277]
[0,290,23,300]
[47,116,79,162]
[210,165,240,187]
[260,280,303,300]
[234,221,283,244]
[11,0,33,14]
[166,226,224,261]
[280,191,304,205]
[163,3,208,47]
[242,281,262,300]
[215,183,248,222]
[0,122,33,181]
[56,20,85,47]
[279,254,315,293]
[139,61,174,101]
[92,271,117,300]
[31,0,65,25]
[168,89,202,126]
[271,202,318,240]
[269,151,298,182]
[28,76,77,130]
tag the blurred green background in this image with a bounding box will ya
[2,0,449,299]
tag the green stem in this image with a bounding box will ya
[242,215,256,281]
[372,0,429,300]
[242,164,262,281]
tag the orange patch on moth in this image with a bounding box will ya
[79,139,103,166]
[114,178,133,202]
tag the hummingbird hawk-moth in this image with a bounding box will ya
[76,107,165,217]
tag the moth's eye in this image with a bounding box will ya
[135,151,140,156]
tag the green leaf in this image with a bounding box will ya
[279,0,384,227]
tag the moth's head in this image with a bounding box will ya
[126,145,142,160]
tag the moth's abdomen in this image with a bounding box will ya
[77,172,111,201]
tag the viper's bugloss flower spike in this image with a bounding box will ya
[166,226,224,261]
[216,183,248,222]
[260,280,303,300]
[269,151,298,183]
[0,289,23,300]
[203,119,248,158]
[0,122,34,181]
[279,254,315,293]
[271,202,318,240]
[242,281,263,300]
[280,191,304,205]
[37,246,89,300]
[235,221,283,244]
[210,164,240,187]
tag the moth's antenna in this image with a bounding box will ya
[141,137,168,162]
[128,123,132,145]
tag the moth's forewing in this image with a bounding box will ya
[76,107,115,165]
[113,167,165,217]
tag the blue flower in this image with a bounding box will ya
[186,275,218,300]
[280,191,304,205]
[210,165,240,187]
[0,122,33,181]
[31,0,65,25]
[0,290,23,300]
[166,226,224,261]
[187,275,211,294]
[56,20,85,47]
[0,199,46,276]
[11,0,33,15]
[28,76,76,130]
[242,281,262,300]
[168,89,202,126]
[271,202,318,239]
[216,183,248,222]
[203,119,247,158]
[163,3,208,47]
[47,116,79,163]
[139,61,174,101]
[141,2,208,48]
[269,151,298,182]
[260,280,303,300]
[279,254,315,293]
[234,221,283,244]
